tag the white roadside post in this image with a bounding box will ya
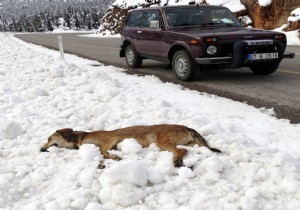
[58,36,65,61]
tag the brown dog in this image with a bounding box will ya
[41,124,221,167]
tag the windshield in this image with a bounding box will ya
[165,7,241,28]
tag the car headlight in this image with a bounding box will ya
[206,45,217,55]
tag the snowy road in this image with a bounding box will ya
[15,33,300,123]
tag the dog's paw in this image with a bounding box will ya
[98,161,106,169]
[174,159,184,168]
[110,155,121,161]
[40,148,49,152]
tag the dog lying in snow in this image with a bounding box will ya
[41,124,221,167]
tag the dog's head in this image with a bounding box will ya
[41,128,87,152]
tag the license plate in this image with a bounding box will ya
[248,52,278,60]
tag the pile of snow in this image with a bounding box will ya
[258,0,272,7]
[0,116,23,140]
[288,7,300,22]
[0,33,300,210]
[284,30,300,46]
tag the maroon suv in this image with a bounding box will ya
[120,4,295,81]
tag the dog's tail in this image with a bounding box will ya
[188,128,221,153]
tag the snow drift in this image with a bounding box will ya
[0,33,300,209]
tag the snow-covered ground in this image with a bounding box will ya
[1,33,300,210]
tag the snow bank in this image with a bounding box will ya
[0,33,300,209]
[274,24,300,46]
[285,30,300,46]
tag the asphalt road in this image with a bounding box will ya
[15,33,300,123]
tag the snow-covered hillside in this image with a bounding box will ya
[0,0,113,32]
[0,33,300,210]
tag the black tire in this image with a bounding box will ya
[125,45,143,68]
[172,50,199,81]
[250,61,280,75]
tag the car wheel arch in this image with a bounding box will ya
[122,39,137,52]
[168,42,195,63]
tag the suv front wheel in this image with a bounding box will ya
[125,45,143,68]
[172,50,198,81]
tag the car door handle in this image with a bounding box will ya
[137,31,142,34]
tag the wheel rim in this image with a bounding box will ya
[175,56,188,77]
[127,49,135,65]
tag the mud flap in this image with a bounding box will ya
[119,45,125,57]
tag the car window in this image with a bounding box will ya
[127,12,143,27]
[165,7,241,27]
[142,11,160,28]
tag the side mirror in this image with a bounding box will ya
[239,16,251,27]
[150,20,160,29]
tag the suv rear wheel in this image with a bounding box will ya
[172,50,198,81]
[125,45,143,68]
[250,61,280,75]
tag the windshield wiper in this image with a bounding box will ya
[207,21,237,27]
[173,23,194,27]
[173,23,207,27]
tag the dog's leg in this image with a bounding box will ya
[159,144,187,167]
[97,141,121,169]
[172,147,187,168]
[100,149,121,160]
[98,139,121,160]
[155,135,187,167]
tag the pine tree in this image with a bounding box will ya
[47,18,53,32]
[75,15,80,30]
[12,15,17,32]
[0,0,113,32]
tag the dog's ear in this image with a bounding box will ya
[56,128,74,137]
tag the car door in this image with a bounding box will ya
[134,10,163,57]
[124,11,143,44]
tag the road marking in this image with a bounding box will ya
[278,69,300,75]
